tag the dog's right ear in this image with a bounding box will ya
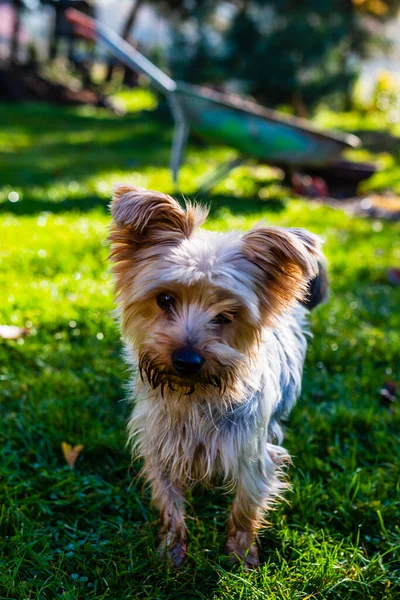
[108,186,208,296]
[110,185,207,245]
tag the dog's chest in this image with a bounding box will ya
[157,391,263,484]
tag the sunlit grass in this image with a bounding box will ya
[0,94,399,599]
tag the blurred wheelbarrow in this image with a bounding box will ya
[66,9,376,194]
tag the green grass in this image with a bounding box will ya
[0,91,399,599]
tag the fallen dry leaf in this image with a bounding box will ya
[61,442,84,468]
[0,325,28,340]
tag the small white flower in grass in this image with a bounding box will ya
[37,249,46,258]
[96,181,109,193]
[69,320,77,328]
[372,221,383,232]
[8,191,19,202]
[37,215,48,227]
[68,181,79,192]
[96,332,104,340]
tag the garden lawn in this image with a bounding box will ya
[0,93,399,600]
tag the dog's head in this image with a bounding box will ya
[109,185,321,398]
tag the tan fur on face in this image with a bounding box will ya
[108,186,263,402]
[109,185,322,408]
[125,280,259,401]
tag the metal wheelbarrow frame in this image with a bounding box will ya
[66,9,365,190]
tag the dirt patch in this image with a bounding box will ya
[0,65,117,110]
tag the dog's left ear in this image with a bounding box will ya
[242,226,322,316]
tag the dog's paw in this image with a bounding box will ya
[226,534,260,569]
[157,531,187,568]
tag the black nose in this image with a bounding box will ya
[172,347,204,376]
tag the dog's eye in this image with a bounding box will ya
[157,293,175,311]
[212,314,233,325]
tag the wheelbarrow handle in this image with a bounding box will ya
[66,8,187,184]
[65,8,177,95]
[65,8,97,41]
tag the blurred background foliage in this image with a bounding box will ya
[167,0,400,112]
[2,0,399,115]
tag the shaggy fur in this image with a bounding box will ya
[108,185,327,568]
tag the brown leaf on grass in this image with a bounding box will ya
[379,381,397,404]
[0,325,28,340]
[61,442,84,468]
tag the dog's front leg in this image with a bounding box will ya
[149,470,187,567]
[226,481,262,568]
[226,447,286,568]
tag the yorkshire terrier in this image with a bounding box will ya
[108,185,328,568]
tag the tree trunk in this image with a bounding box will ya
[105,0,144,83]
[122,0,144,41]
[10,0,22,64]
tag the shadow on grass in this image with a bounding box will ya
[0,194,109,215]
[0,103,172,188]
[0,101,287,218]
[205,193,286,216]
[0,191,286,217]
